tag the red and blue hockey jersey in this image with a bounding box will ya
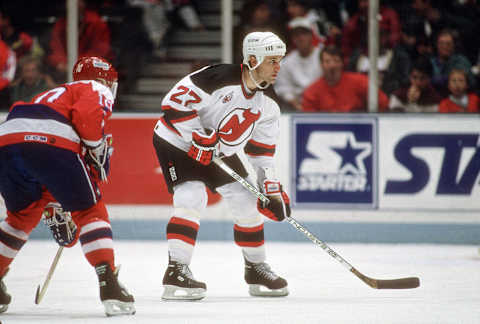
[0,80,114,152]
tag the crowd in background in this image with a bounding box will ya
[235,0,480,113]
[0,0,204,110]
[0,0,479,114]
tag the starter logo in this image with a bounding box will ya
[385,133,480,195]
[293,119,376,208]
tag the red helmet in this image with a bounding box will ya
[73,56,118,97]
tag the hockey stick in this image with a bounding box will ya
[35,246,64,304]
[213,158,420,289]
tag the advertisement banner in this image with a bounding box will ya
[291,115,377,209]
[101,115,221,205]
[379,116,480,210]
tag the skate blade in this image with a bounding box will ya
[162,285,206,301]
[102,300,136,316]
[248,284,289,297]
[0,304,8,313]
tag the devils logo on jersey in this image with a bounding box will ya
[218,108,260,146]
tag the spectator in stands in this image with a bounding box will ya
[127,0,205,54]
[9,56,56,104]
[439,68,479,113]
[302,45,389,112]
[107,3,152,99]
[430,29,474,97]
[233,0,286,64]
[100,0,205,39]
[47,0,112,82]
[274,17,323,111]
[0,39,16,110]
[342,0,401,66]
[285,0,340,47]
[400,0,445,47]
[127,0,170,51]
[169,0,205,31]
[400,26,434,61]
[454,0,480,64]
[346,17,411,95]
[400,0,476,59]
[389,55,442,113]
[0,10,42,60]
[309,0,346,28]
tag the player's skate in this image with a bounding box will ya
[162,258,206,301]
[244,258,288,297]
[0,269,11,313]
[95,263,135,316]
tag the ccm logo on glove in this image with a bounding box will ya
[257,180,291,222]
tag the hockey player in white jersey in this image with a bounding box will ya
[153,31,290,300]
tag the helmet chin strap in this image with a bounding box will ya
[96,78,118,99]
[111,81,118,99]
[248,68,269,90]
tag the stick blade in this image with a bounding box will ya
[352,268,420,289]
[35,285,42,304]
[375,277,420,289]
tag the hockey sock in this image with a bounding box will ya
[166,216,199,264]
[79,220,115,270]
[72,201,115,270]
[0,221,29,276]
[234,224,266,263]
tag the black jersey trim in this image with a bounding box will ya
[190,64,242,94]
[244,139,276,157]
[162,105,198,123]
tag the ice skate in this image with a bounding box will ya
[95,263,135,316]
[244,258,288,297]
[162,258,206,301]
[0,269,11,313]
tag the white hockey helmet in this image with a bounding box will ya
[242,31,286,70]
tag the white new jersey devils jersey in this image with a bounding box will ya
[154,64,281,167]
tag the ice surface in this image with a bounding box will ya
[1,241,479,324]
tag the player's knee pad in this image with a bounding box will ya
[217,181,262,226]
[173,181,208,212]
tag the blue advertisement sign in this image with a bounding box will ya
[291,115,377,209]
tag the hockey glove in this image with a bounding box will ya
[43,202,78,247]
[187,129,219,165]
[257,180,291,222]
[85,134,114,182]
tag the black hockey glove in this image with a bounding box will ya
[85,134,114,182]
[257,180,291,222]
[43,202,78,247]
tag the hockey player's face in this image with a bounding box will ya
[255,55,283,84]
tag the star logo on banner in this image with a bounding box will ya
[332,133,371,174]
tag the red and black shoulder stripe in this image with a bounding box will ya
[244,139,275,157]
